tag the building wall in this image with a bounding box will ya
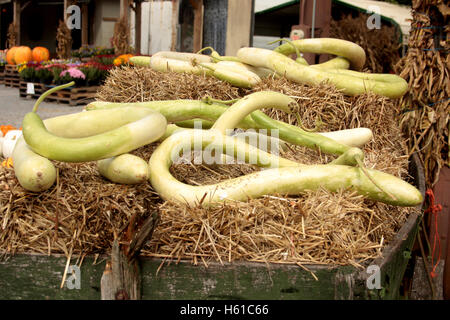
[201,0,254,56]
[92,0,120,48]
[131,0,175,55]
[130,0,253,55]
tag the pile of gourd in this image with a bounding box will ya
[131,38,408,99]
[6,38,423,208]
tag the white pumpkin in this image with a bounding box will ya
[0,137,4,156]
[2,130,23,158]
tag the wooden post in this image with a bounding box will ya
[190,0,204,53]
[81,3,88,46]
[120,0,129,23]
[297,0,331,64]
[225,0,253,56]
[170,0,179,52]
[13,0,21,45]
[135,0,142,54]
[63,0,77,23]
[63,0,69,22]
[100,209,159,300]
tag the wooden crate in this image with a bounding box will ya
[19,81,46,99]
[18,83,99,105]
[0,154,426,300]
[3,65,20,88]
[0,65,5,85]
[43,85,99,106]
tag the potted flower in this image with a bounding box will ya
[58,67,86,86]
[34,66,54,85]
[113,54,134,66]
[18,62,41,82]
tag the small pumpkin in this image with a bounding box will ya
[32,46,50,62]
[13,46,33,65]
[6,46,18,65]
[2,130,22,159]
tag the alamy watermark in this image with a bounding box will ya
[66,5,81,30]
[366,264,381,290]
[366,5,381,30]
[170,121,282,166]
[65,265,81,290]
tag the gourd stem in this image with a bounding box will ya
[268,38,307,64]
[196,46,223,62]
[33,81,75,113]
[294,112,322,132]
[201,96,240,105]
[196,46,215,55]
[355,156,397,201]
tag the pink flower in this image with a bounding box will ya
[60,67,86,79]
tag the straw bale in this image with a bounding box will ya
[0,66,419,268]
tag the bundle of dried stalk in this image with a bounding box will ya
[56,20,72,59]
[6,23,17,49]
[112,16,133,55]
[0,67,418,268]
[330,13,402,73]
[394,0,449,187]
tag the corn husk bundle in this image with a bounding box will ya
[0,66,419,268]
[56,20,72,59]
[394,0,449,187]
[112,16,133,55]
[6,23,17,49]
[330,13,402,73]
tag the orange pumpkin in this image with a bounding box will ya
[13,46,33,64]
[6,46,18,65]
[32,46,50,62]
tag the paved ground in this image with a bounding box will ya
[0,86,84,128]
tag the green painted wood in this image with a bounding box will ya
[0,232,415,301]
[140,260,355,300]
[0,253,356,300]
[365,212,420,300]
[0,254,104,300]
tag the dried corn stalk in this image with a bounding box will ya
[6,23,17,48]
[395,0,449,187]
[56,20,72,59]
[112,16,133,55]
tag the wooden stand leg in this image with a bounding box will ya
[100,210,159,300]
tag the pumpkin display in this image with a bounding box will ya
[6,46,18,65]
[32,46,50,62]
[13,46,32,64]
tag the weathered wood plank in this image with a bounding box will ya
[0,253,104,300]
[192,0,204,53]
[134,1,142,54]
[140,260,354,300]
[202,0,228,55]
[411,258,445,300]
[225,0,253,56]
